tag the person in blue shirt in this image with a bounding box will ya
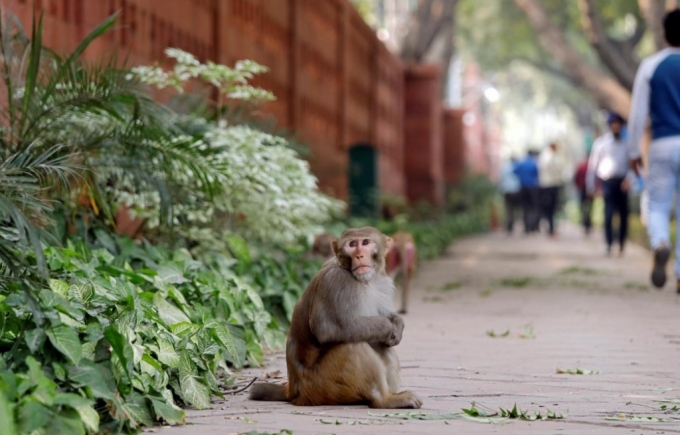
[628,9,680,291]
[498,157,521,234]
[513,150,540,233]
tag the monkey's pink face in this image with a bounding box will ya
[343,237,377,281]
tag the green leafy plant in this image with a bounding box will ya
[0,231,323,433]
[486,329,511,338]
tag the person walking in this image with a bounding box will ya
[587,113,631,256]
[513,150,540,233]
[538,142,566,237]
[498,157,522,234]
[628,9,680,289]
[573,152,592,236]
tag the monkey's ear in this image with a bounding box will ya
[331,240,339,256]
[384,236,393,253]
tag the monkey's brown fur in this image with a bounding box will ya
[310,231,418,314]
[386,231,417,314]
[310,232,335,259]
[250,227,422,408]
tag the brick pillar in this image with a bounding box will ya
[442,108,466,187]
[403,63,444,206]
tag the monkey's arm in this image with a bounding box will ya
[310,303,394,345]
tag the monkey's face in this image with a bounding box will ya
[343,236,378,282]
[333,227,391,282]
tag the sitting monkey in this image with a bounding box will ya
[310,230,417,314]
[250,227,421,408]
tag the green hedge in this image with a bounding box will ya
[0,234,321,434]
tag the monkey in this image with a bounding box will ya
[309,230,418,314]
[309,232,335,259]
[386,231,417,314]
[249,227,422,409]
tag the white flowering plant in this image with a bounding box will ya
[119,49,344,248]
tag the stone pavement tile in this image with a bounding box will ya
[160,223,680,435]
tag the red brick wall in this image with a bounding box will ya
[3,0,405,200]
[403,64,444,206]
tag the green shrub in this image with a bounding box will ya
[0,233,321,434]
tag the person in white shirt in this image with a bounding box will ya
[538,142,565,237]
[628,9,680,290]
[587,113,631,255]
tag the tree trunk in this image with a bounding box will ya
[514,0,631,115]
[639,0,667,50]
[400,0,457,97]
[578,0,639,90]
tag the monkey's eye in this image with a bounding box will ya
[349,240,358,247]
[362,239,370,246]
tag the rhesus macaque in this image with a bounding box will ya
[310,230,417,314]
[309,232,334,259]
[250,227,421,408]
[386,231,417,314]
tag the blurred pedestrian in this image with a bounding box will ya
[628,9,680,290]
[498,156,521,234]
[538,142,566,237]
[573,152,592,235]
[513,150,540,233]
[587,112,631,256]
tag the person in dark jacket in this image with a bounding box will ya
[513,150,540,233]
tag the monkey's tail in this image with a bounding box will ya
[248,382,289,401]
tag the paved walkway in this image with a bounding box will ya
[166,223,680,434]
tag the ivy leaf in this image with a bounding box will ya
[154,338,180,369]
[25,328,46,353]
[18,399,51,434]
[179,353,211,409]
[104,326,134,385]
[46,325,82,365]
[67,360,116,400]
[156,265,189,284]
[227,235,251,266]
[1,392,18,435]
[45,408,85,435]
[153,293,190,326]
[121,392,154,428]
[53,394,99,433]
[150,396,185,425]
[211,323,241,367]
[49,279,69,297]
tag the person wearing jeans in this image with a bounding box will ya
[573,155,592,235]
[538,142,565,237]
[587,113,631,255]
[513,151,541,233]
[628,9,680,290]
[498,157,521,234]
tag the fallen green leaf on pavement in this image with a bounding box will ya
[518,324,535,339]
[605,414,678,423]
[368,411,461,420]
[239,430,293,435]
[317,418,399,425]
[464,403,566,421]
[499,277,535,287]
[559,266,601,276]
[556,368,600,375]
[487,329,511,338]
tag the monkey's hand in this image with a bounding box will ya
[384,313,404,347]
